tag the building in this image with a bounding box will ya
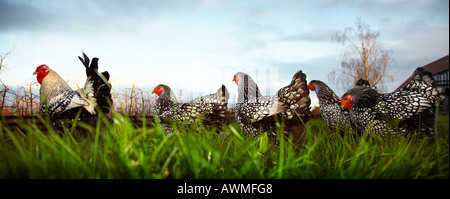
[395,55,449,113]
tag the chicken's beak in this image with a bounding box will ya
[341,104,350,111]
[232,76,235,82]
[151,90,155,94]
[33,72,38,75]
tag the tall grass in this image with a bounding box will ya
[0,113,448,179]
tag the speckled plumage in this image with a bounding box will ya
[153,84,229,132]
[308,80,355,133]
[234,70,311,144]
[342,67,438,137]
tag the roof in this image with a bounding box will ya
[394,55,449,91]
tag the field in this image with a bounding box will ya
[0,113,448,179]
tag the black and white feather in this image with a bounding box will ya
[308,80,355,133]
[234,70,311,144]
[153,84,229,131]
[342,67,439,136]
[37,53,112,129]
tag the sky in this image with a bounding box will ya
[0,0,449,106]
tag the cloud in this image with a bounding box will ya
[0,0,203,36]
[1,0,448,100]
[231,19,284,53]
[279,27,338,43]
[0,0,51,33]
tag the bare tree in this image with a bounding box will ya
[122,84,147,116]
[137,88,154,116]
[20,81,40,115]
[124,84,137,116]
[0,49,14,112]
[329,18,394,91]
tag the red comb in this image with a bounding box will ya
[36,64,48,70]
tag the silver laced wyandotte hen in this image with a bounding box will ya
[232,70,311,145]
[33,53,112,131]
[340,67,439,138]
[308,78,372,134]
[308,80,355,134]
[152,84,229,132]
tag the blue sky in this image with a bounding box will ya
[0,0,448,106]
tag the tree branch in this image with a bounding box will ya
[329,18,394,91]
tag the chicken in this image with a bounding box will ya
[33,53,112,129]
[78,53,112,115]
[340,67,438,137]
[308,78,373,134]
[308,80,355,134]
[152,84,229,131]
[355,78,372,88]
[233,70,311,144]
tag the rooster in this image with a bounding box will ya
[33,53,112,129]
[233,70,311,144]
[308,80,355,134]
[340,67,438,137]
[152,84,229,131]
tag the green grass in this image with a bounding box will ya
[0,113,448,179]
